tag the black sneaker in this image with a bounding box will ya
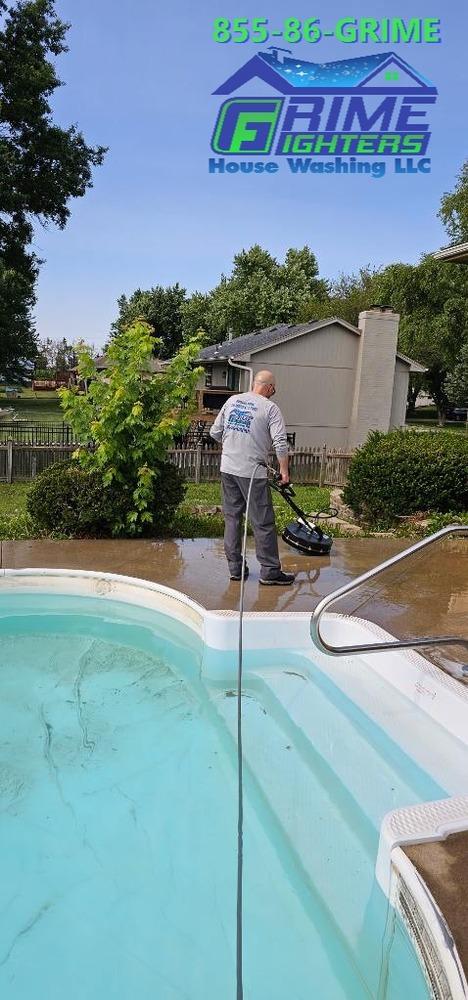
[259,571,295,586]
[230,564,250,582]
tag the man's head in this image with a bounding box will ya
[252,370,276,399]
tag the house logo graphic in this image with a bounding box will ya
[210,48,437,173]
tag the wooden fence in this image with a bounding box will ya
[167,444,353,486]
[0,441,354,486]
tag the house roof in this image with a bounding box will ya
[396,351,426,373]
[198,318,359,361]
[198,318,425,372]
[432,242,468,264]
[213,49,436,96]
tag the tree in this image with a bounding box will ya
[0,0,106,379]
[35,336,77,375]
[439,160,468,244]
[111,284,186,359]
[0,253,37,383]
[372,257,468,422]
[182,244,328,343]
[297,266,379,327]
[59,321,204,536]
[445,342,468,407]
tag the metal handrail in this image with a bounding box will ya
[310,525,468,682]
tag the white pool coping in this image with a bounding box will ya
[2,566,468,993]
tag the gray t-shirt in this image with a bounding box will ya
[210,391,288,478]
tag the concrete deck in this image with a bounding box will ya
[1,535,466,673]
[404,834,468,977]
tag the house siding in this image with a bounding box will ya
[250,323,358,448]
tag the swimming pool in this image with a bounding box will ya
[1,573,467,998]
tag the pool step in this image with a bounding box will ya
[212,683,376,956]
[252,666,436,832]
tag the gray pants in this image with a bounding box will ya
[221,473,281,580]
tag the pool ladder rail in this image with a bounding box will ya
[310,525,468,682]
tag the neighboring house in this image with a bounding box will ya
[197,306,425,449]
[73,353,166,391]
[433,242,468,264]
[94,354,166,376]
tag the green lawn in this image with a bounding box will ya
[0,483,31,516]
[0,480,332,539]
[406,420,467,434]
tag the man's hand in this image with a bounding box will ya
[279,456,289,485]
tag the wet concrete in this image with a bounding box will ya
[404,834,468,977]
[1,535,467,673]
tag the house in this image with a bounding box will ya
[196,307,425,449]
[94,354,166,375]
[433,242,468,264]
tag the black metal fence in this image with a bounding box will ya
[0,422,78,444]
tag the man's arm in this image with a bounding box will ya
[269,404,289,484]
[210,404,225,443]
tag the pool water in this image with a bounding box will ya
[0,594,442,998]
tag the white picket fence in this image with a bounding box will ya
[0,441,354,486]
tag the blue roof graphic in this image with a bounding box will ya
[213,49,437,95]
[259,50,434,89]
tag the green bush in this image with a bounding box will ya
[342,429,468,526]
[27,460,185,538]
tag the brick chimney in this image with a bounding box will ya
[348,305,400,449]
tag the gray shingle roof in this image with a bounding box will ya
[198,318,425,371]
[198,320,335,361]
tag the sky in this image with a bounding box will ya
[31,0,467,347]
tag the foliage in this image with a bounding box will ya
[438,160,468,244]
[423,511,468,535]
[444,341,468,406]
[0,510,38,539]
[27,458,185,537]
[343,429,468,526]
[372,257,468,419]
[35,337,77,374]
[298,266,379,327]
[59,321,203,535]
[181,244,328,343]
[0,0,106,370]
[0,251,38,382]
[111,284,186,359]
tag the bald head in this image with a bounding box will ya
[253,370,276,398]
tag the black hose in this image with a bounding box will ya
[236,466,261,1000]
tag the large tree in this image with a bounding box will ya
[111,284,186,359]
[445,341,468,408]
[438,160,468,244]
[0,0,106,381]
[297,266,379,327]
[182,244,328,343]
[373,257,468,421]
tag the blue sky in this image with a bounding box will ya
[33,0,466,347]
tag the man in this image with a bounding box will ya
[210,370,295,585]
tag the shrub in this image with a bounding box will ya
[27,460,185,538]
[59,321,203,535]
[342,429,468,526]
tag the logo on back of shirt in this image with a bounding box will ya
[226,398,257,434]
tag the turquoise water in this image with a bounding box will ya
[0,594,439,998]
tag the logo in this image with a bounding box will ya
[210,48,437,177]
